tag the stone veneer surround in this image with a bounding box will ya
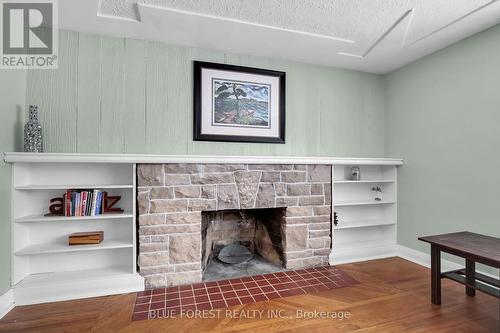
[137,163,332,289]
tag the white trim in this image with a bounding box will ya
[0,289,14,319]
[3,152,403,166]
[397,245,499,278]
[330,244,397,265]
[14,271,144,306]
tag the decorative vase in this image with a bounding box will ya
[24,105,43,152]
[350,166,360,181]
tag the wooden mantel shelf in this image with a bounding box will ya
[3,152,403,166]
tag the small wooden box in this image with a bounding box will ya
[68,231,103,245]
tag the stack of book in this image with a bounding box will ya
[64,189,105,216]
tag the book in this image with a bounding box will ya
[81,191,88,216]
[68,231,103,245]
[65,190,71,216]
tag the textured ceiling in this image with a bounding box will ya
[99,0,491,54]
[58,0,500,73]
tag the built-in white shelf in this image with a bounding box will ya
[331,164,399,265]
[333,179,395,184]
[9,160,143,305]
[334,220,395,230]
[15,184,133,190]
[15,240,134,256]
[16,212,134,223]
[334,200,395,207]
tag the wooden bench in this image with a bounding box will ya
[418,231,500,305]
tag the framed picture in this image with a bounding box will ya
[194,61,286,143]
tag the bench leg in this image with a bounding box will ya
[465,259,476,297]
[431,245,441,305]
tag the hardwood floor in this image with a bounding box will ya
[1,258,498,333]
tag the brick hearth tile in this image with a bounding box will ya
[132,312,149,321]
[248,287,261,295]
[265,292,280,299]
[267,278,280,284]
[181,304,197,312]
[232,283,245,290]
[209,293,224,301]
[207,286,221,294]
[211,300,227,308]
[252,294,268,302]
[152,288,166,295]
[180,297,195,305]
[151,295,165,303]
[194,288,208,296]
[225,298,242,306]
[260,286,274,293]
[192,283,205,290]
[196,302,213,311]
[166,286,179,293]
[166,299,180,307]
[166,292,180,300]
[135,296,151,304]
[150,301,165,310]
[195,295,209,303]
[220,285,233,292]
[235,289,250,297]
[239,296,254,304]
[205,281,218,287]
[134,303,149,312]
[244,281,258,288]
[132,265,359,322]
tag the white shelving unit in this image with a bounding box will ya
[331,164,399,265]
[5,153,403,306]
[10,162,143,305]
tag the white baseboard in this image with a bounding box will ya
[330,244,498,279]
[397,245,498,278]
[329,243,397,265]
[0,289,14,320]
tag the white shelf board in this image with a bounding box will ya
[333,179,395,184]
[16,212,134,223]
[15,184,133,190]
[334,220,396,230]
[15,240,133,256]
[4,152,403,166]
[16,266,132,288]
[334,200,396,207]
[14,266,144,305]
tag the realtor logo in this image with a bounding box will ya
[1,0,58,69]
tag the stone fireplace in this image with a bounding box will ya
[137,163,332,289]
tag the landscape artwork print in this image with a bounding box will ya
[194,61,285,143]
[212,79,271,128]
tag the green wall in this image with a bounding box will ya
[0,70,26,294]
[4,25,499,295]
[385,24,500,270]
[26,30,385,157]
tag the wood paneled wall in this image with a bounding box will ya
[26,30,385,157]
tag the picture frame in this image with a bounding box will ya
[193,61,286,143]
